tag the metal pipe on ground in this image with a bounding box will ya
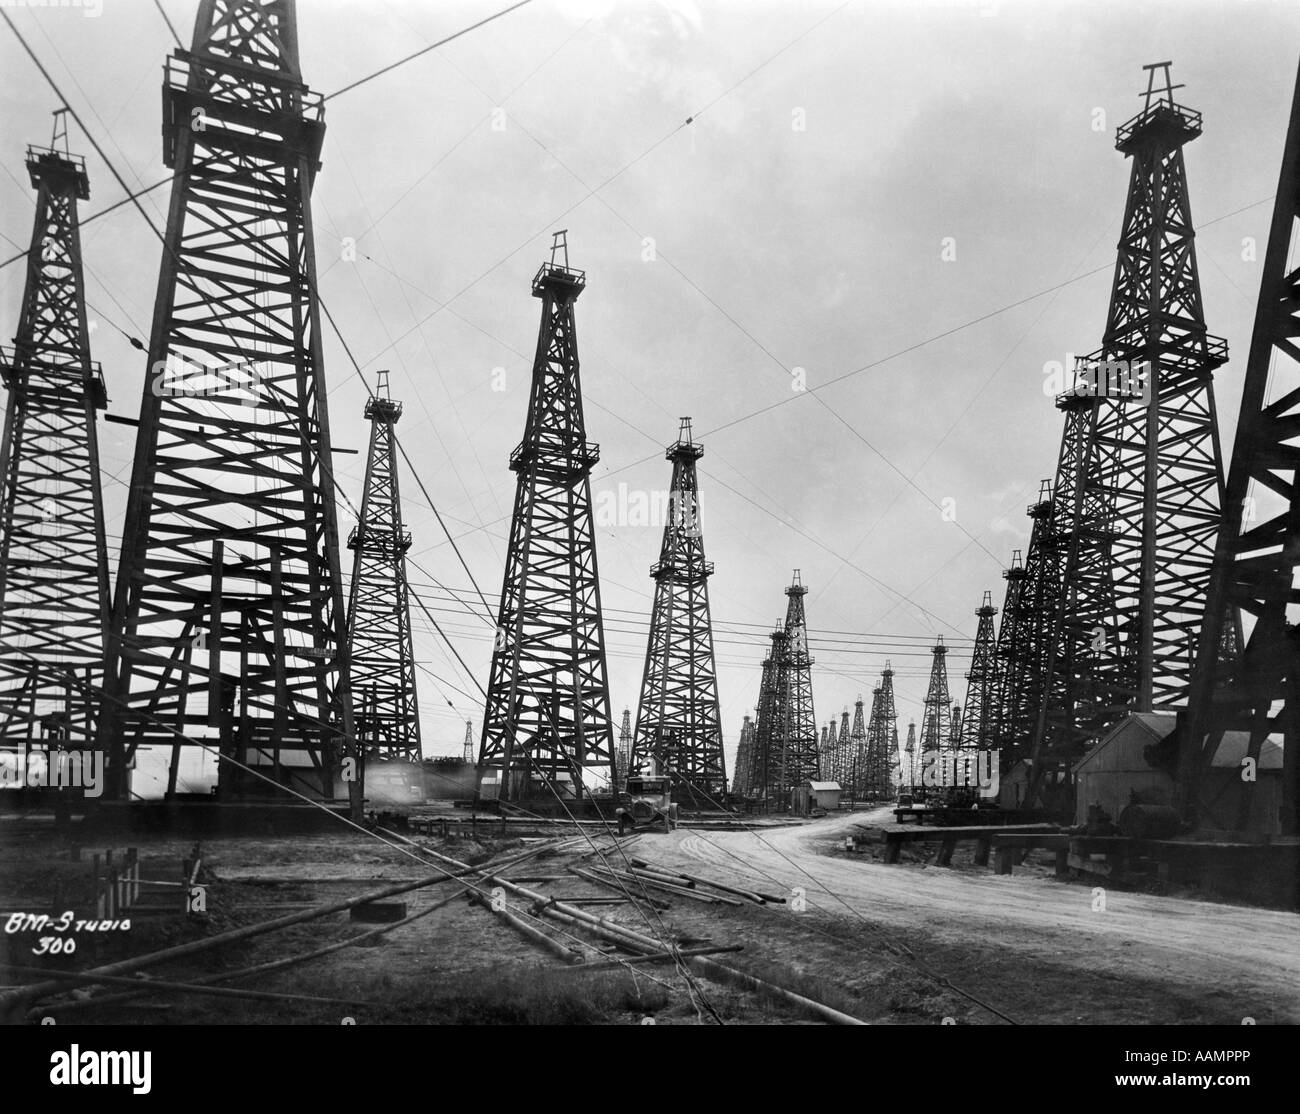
[470,892,587,965]
[383,833,868,1026]
[587,865,740,905]
[553,945,744,973]
[630,859,770,904]
[568,866,671,910]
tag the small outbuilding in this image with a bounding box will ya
[1072,712,1284,834]
[808,780,843,811]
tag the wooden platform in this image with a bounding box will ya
[879,823,1059,866]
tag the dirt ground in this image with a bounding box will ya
[2,807,1297,1025]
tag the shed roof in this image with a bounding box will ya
[808,780,841,791]
[1072,712,1283,773]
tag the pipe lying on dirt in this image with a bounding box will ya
[568,866,671,910]
[589,865,741,906]
[624,863,696,889]
[0,841,549,1020]
[385,834,869,1026]
[554,945,744,973]
[630,859,769,905]
[471,892,586,965]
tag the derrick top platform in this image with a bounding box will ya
[1116,63,1201,154]
[0,345,107,409]
[667,416,703,461]
[364,395,402,423]
[532,260,586,299]
[26,145,89,201]
[162,52,326,170]
[1116,100,1202,154]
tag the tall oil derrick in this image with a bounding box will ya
[462,720,474,764]
[99,1,356,807]
[345,373,419,763]
[1180,60,1300,835]
[631,417,726,805]
[903,720,917,788]
[848,693,868,798]
[861,686,883,799]
[0,118,109,766]
[818,722,830,778]
[478,234,616,803]
[750,622,789,801]
[842,707,852,785]
[917,639,952,791]
[1029,63,1233,792]
[992,485,1063,767]
[873,663,900,798]
[732,713,754,797]
[990,548,1028,757]
[780,570,820,788]
[961,590,999,769]
[615,707,632,789]
[863,670,894,800]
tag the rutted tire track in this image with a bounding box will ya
[660,812,1300,1019]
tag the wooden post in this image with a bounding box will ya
[883,837,901,864]
[92,853,103,919]
[935,836,956,867]
[973,835,991,867]
[994,846,1015,875]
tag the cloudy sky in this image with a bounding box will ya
[3,0,1299,781]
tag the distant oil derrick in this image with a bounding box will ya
[345,372,420,764]
[631,418,726,805]
[917,639,952,791]
[848,693,869,798]
[616,707,632,790]
[778,570,820,790]
[732,713,755,797]
[749,622,789,801]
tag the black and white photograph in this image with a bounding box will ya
[0,0,1296,1081]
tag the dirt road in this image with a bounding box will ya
[651,808,1300,1023]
